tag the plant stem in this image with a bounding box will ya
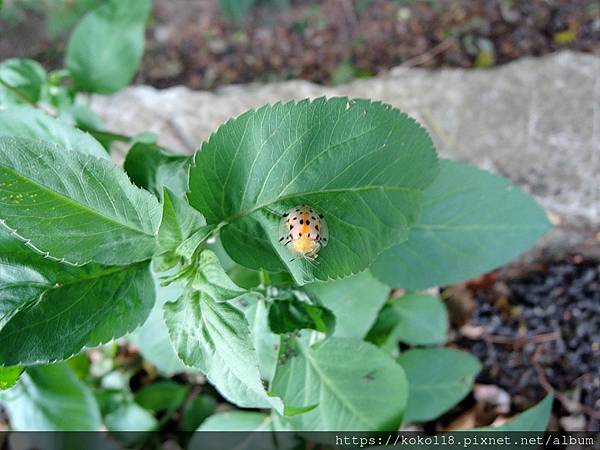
[85,128,132,144]
[259,269,271,286]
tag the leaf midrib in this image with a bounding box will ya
[0,263,145,342]
[0,162,156,238]
[226,185,420,224]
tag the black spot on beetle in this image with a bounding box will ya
[315,224,319,230]
[306,220,310,225]
[279,237,284,242]
[311,216,316,220]
[292,216,297,220]
[319,213,324,218]
[307,233,311,238]
[289,224,293,230]
[282,213,288,217]
[299,219,304,224]
[298,233,302,237]
[323,237,328,241]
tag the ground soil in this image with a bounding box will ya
[444,255,600,432]
[2,0,599,90]
[140,0,600,89]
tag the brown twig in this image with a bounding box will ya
[482,331,561,346]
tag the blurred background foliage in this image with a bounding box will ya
[1,0,598,89]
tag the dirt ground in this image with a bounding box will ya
[444,255,600,432]
[2,0,599,89]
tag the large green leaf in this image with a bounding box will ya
[0,259,154,365]
[2,363,102,430]
[65,0,150,94]
[164,290,280,409]
[188,98,438,284]
[271,337,408,431]
[304,271,389,338]
[0,227,83,321]
[0,58,47,106]
[0,107,108,159]
[366,294,448,351]
[397,348,481,423]
[474,394,553,431]
[0,136,161,265]
[124,143,190,197]
[371,160,551,289]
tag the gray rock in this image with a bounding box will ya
[91,51,599,249]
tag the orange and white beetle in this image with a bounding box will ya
[278,205,328,261]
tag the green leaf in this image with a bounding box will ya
[3,363,102,430]
[104,402,158,432]
[0,58,47,106]
[134,381,188,413]
[128,278,189,376]
[188,98,438,284]
[164,290,280,409]
[0,106,108,159]
[0,136,161,265]
[0,258,155,365]
[371,160,551,289]
[0,366,23,390]
[245,298,279,382]
[271,337,408,431]
[157,188,207,265]
[190,250,246,301]
[474,394,553,431]
[191,411,296,449]
[181,395,216,431]
[268,298,335,335]
[124,143,190,197]
[59,104,113,150]
[45,0,103,38]
[304,271,389,338]
[366,294,448,350]
[65,0,150,94]
[397,348,481,423]
[175,224,216,260]
[197,411,272,431]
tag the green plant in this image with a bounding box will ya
[0,0,554,439]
